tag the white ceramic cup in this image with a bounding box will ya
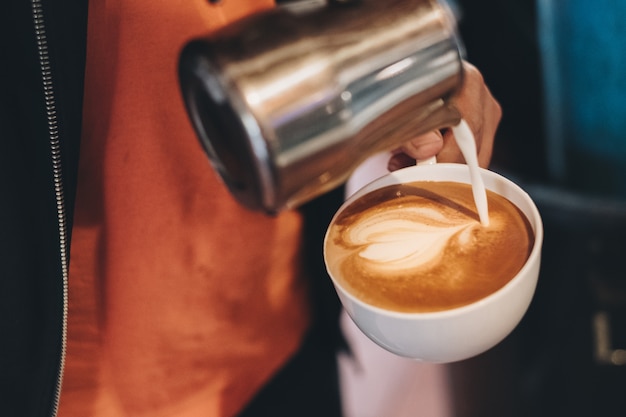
[324,163,543,363]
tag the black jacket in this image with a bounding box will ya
[0,0,87,415]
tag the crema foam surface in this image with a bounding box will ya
[325,181,534,312]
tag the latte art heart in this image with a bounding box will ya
[347,206,473,270]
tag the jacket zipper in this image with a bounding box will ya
[30,1,70,416]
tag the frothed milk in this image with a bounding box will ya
[324,181,534,312]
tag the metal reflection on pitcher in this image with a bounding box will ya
[178,0,464,213]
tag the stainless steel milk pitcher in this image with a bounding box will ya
[178,0,464,213]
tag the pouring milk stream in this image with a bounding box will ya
[452,119,490,226]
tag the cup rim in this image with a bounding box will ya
[324,163,544,320]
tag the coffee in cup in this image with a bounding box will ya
[325,180,534,313]
[323,163,543,362]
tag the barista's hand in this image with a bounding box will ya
[388,62,501,171]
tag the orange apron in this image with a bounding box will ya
[60,1,310,416]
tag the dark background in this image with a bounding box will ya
[450,1,626,416]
